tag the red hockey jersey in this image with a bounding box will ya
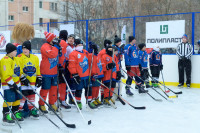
[59,40,68,68]
[68,49,89,79]
[40,43,59,77]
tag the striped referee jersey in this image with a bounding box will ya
[176,42,193,59]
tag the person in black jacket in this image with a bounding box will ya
[176,34,193,88]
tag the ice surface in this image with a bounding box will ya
[0,85,199,133]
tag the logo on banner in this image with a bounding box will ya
[160,25,168,34]
[0,33,6,48]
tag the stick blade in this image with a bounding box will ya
[65,123,76,128]
[88,120,92,125]
[168,95,178,98]
[174,91,182,95]
[134,106,146,110]
[118,97,126,105]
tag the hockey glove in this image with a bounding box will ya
[35,76,42,88]
[160,64,163,70]
[59,66,65,75]
[126,65,131,71]
[8,83,18,91]
[92,74,98,81]
[72,73,81,85]
[106,63,116,70]
[20,76,30,86]
[116,71,122,81]
[91,44,98,55]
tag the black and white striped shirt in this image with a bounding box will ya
[176,42,193,59]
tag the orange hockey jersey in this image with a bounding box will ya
[98,48,106,59]
[101,54,119,83]
[40,43,59,77]
[88,54,104,79]
[68,49,89,79]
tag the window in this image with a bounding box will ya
[55,3,57,11]
[50,2,58,11]
[39,18,43,27]
[50,2,54,11]
[39,1,43,8]
[8,15,14,21]
[50,19,58,28]
[23,6,28,12]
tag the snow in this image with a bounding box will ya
[0,85,199,133]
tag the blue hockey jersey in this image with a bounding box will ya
[139,50,148,68]
[128,44,139,66]
[124,44,131,66]
[149,50,162,66]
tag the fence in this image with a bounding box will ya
[0,12,200,54]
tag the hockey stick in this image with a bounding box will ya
[62,74,92,125]
[148,74,182,95]
[15,89,75,130]
[161,70,170,93]
[121,68,162,102]
[129,69,178,98]
[0,92,21,133]
[151,87,173,102]
[57,58,63,118]
[109,48,114,98]
[30,86,76,128]
[86,49,94,110]
[96,80,146,109]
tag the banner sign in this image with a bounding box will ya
[146,20,185,48]
[0,31,10,49]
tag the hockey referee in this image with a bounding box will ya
[176,34,193,88]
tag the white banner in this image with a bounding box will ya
[0,31,10,49]
[121,25,126,44]
[60,24,74,35]
[146,20,185,48]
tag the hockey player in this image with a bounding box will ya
[18,41,41,119]
[138,43,151,88]
[149,45,163,88]
[98,39,112,102]
[65,34,76,105]
[101,46,121,107]
[88,42,104,108]
[38,31,60,113]
[124,36,135,95]
[98,39,112,59]
[58,30,71,111]
[112,35,123,103]
[126,37,148,94]
[12,22,35,118]
[68,39,97,110]
[1,43,24,125]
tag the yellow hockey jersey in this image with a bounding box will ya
[1,56,21,90]
[18,53,41,90]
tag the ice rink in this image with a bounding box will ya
[0,85,199,133]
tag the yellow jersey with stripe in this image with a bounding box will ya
[1,56,21,90]
[18,53,41,90]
